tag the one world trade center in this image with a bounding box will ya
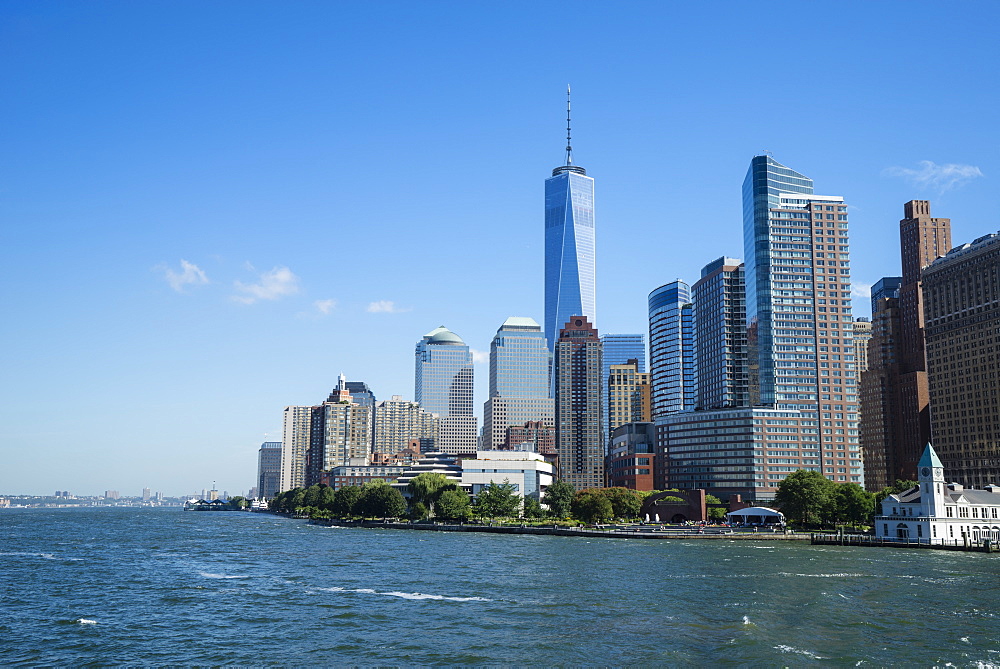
[544,86,596,352]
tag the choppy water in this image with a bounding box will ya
[1,507,998,665]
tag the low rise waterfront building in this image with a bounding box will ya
[460,449,555,501]
[875,443,1000,544]
[393,452,466,496]
[320,465,408,490]
[606,422,656,490]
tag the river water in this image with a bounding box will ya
[1,507,998,666]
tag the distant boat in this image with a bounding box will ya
[183,499,229,511]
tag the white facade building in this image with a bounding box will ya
[875,443,1000,544]
[461,450,555,501]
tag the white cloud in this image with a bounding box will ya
[367,300,409,313]
[851,282,872,301]
[882,160,983,192]
[471,348,490,364]
[162,259,209,292]
[314,299,337,315]
[233,266,300,304]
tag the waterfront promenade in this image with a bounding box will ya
[309,518,810,541]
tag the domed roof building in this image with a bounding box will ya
[415,326,477,456]
[425,326,466,346]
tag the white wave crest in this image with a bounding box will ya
[775,645,825,659]
[320,586,490,602]
[742,615,752,625]
[198,572,251,579]
[777,572,868,578]
[0,551,59,560]
[77,618,98,625]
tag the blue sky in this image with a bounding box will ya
[3,1,997,496]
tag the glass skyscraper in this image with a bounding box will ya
[544,97,596,352]
[483,317,554,450]
[415,326,474,416]
[691,257,747,410]
[742,155,861,484]
[648,281,697,418]
[415,326,476,454]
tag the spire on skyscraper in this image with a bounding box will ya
[545,86,595,352]
[565,84,573,166]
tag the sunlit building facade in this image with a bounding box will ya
[923,231,1000,488]
[742,155,861,485]
[601,334,646,441]
[415,326,476,455]
[544,151,596,352]
[648,281,696,418]
[607,359,651,439]
[554,316,603,489]
[483,317,554,449]
[280,405,312,492]
[692,257,747,410]
[373,395,439,457]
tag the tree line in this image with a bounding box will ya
[773,470,916,528]
[268,474,726,525]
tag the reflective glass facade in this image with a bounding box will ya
[692,258,747,410]
[483,317,554,449]
[415,326,476,454]
[545,166,596,352]
[741,156,861,486]
[648,281,697,418]
[414,326,474,418]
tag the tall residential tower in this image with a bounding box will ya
[742,155,860,482]
[554,316,603,489]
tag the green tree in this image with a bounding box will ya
[436,489,472,521]
[542,479,575,517]
[407,472,458,518]
[357,480,407,518]
[835,483,876,525]
[775,470,836,527]
[705,494,727,521]
[318,486,337,511]
[303,484,323,508]
[283,489,306,513]
[522,496,545,519]
[571,490,614,524]
[228,496,247,510]
[332,486,363,517]
[409,501,429,521]
[474,479,521,519]
[601,487,643,519]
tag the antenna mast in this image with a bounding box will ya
[565,84,573,165]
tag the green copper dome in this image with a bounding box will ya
[427,326,465,345]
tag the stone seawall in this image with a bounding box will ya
[310,519,811,541]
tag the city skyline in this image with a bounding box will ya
[4,2,999,495]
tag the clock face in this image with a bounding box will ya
[921,467,931,477]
